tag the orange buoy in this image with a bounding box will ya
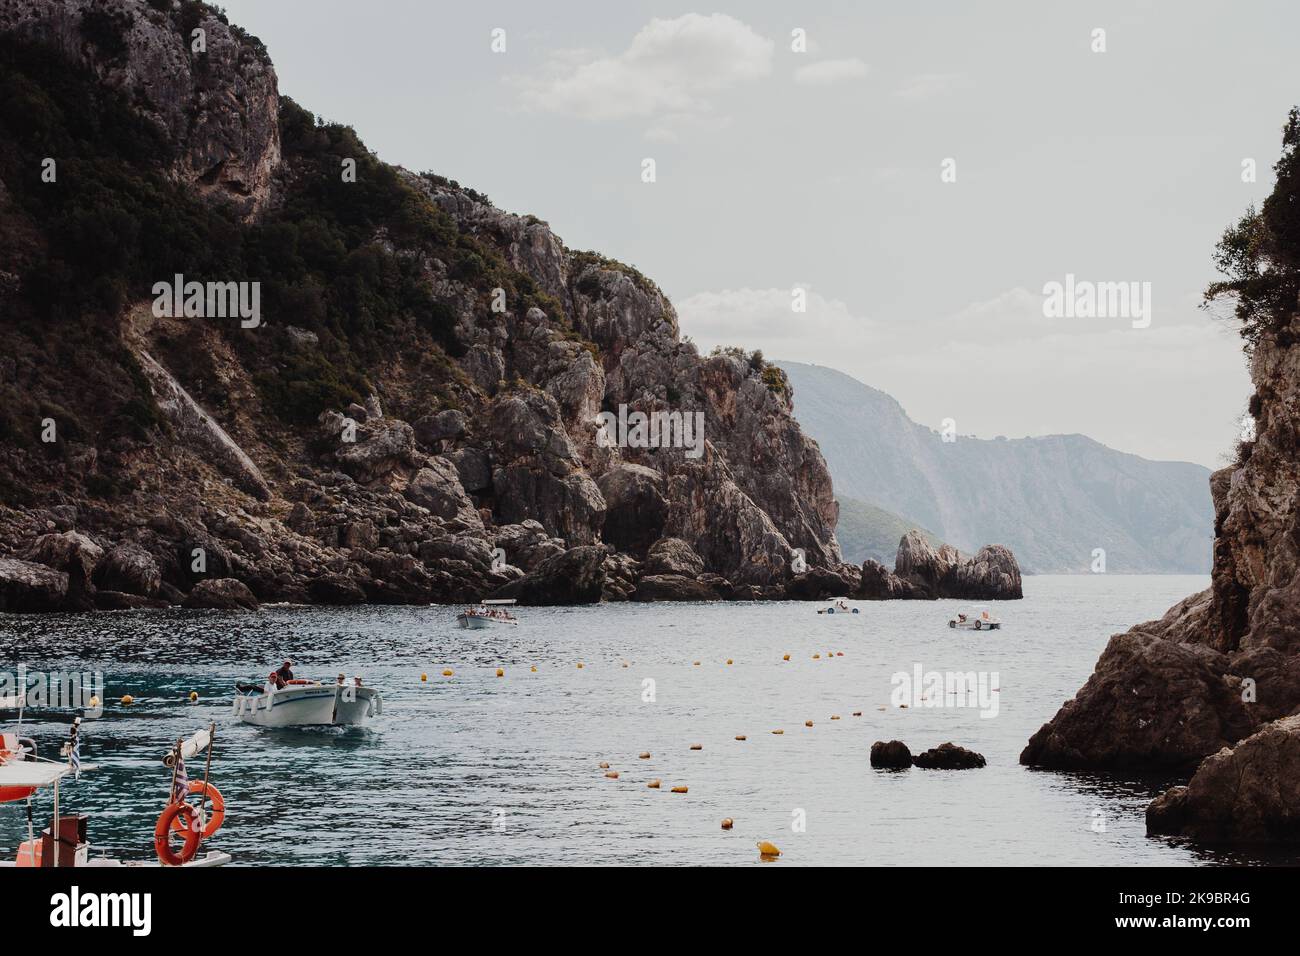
[726,659,733,665]
[598,761,610,769]
[756,840,781,858]
[853,711,862,717]
[169,781,225,838]
[420,673,428,682]
[605,771,620,779]
[154,802,201,866]
[671,786,688,794]
[782,654,790,661]
[638,752,651,759]
[772,729,784,735]
[689,744,702,751]
[831,715,840,720]
[495,668,504,678]
[812,654,820,660]
[693,661,701,666]
[647,779,661,789]
[577,662,584,669]
[805,720,814,727]
[442,669,453,677]
[734,735,747,741]
[721,818,734,830]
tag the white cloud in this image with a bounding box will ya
[894,72,966,100]
[512,14,773,126]
[793,57,868,87]
[676,286,1250,467]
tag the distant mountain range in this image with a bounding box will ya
[780,362,1213,573]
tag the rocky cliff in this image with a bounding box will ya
[1021,108,1300,843]
[0,0,847,611]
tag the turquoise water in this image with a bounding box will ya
[0,575,1289,866]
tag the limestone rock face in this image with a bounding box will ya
[0,0,280,219]
[0,0,851,615]
[1147,714,1300,843]
[597,464,667,557]
[0,557,68,612]
[492,545,607,606]
[643,537,705,577]
[25,531,103,609]
[182,577,259,610]
[93,543,161,598]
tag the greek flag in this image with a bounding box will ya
[68,718,81,779]
[172,754,188,803]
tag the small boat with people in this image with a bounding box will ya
[0,719,230,867]
[457,598,519,628]
[233,661,383,728]
[949,604,1002,630]
[817,598,860,615]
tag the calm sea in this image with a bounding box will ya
[1,575,1290,866]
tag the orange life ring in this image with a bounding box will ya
[285,679,314,685]
[154,802,201,866]
[169,780,225,838]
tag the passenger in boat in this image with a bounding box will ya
[276,660,295,684]
[266,671,283,692]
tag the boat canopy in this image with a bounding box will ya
[482,598,516,606]
[0,762,71,789]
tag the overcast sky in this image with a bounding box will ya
[218,0,1298,467]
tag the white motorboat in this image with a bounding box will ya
[816,599,860,615]
[457,598,519,628]
[948,604,1002,630]
[233,679,383,727]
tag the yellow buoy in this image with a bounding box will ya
[495,668,504,678]
[782,654,790,661]
[734,735,747,741]
[693,661,701,666]
[771,729,784,735]
[120,695,133,706]
[622,662,629,668]
[577,662,584,669]
[599,761,610,769]
[726,659,733,665]
[188,691,198,702]
[88,695,100,709]
[831,715,840,720]
[647,779,661,789]
[812,653,821,660]
[671,786,688,794]
[420,673,428,682]
[721,818,734,830]
[605,770,620,779]
[442,669,453,677]
[638,752,651,759]
[805,720,814,727]
[689,744,702,751]
[756,840,781,857]
[530,665,537,672]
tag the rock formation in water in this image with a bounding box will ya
[853,531,1023,601]
[1023,107,1300,844]
[0,0,853,611]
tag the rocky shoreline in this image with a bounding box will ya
[1021,110,1300,845]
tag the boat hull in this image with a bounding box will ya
[457,614,516,628]
[233,684,382,728]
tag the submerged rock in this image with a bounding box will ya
[914,743,986,770]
